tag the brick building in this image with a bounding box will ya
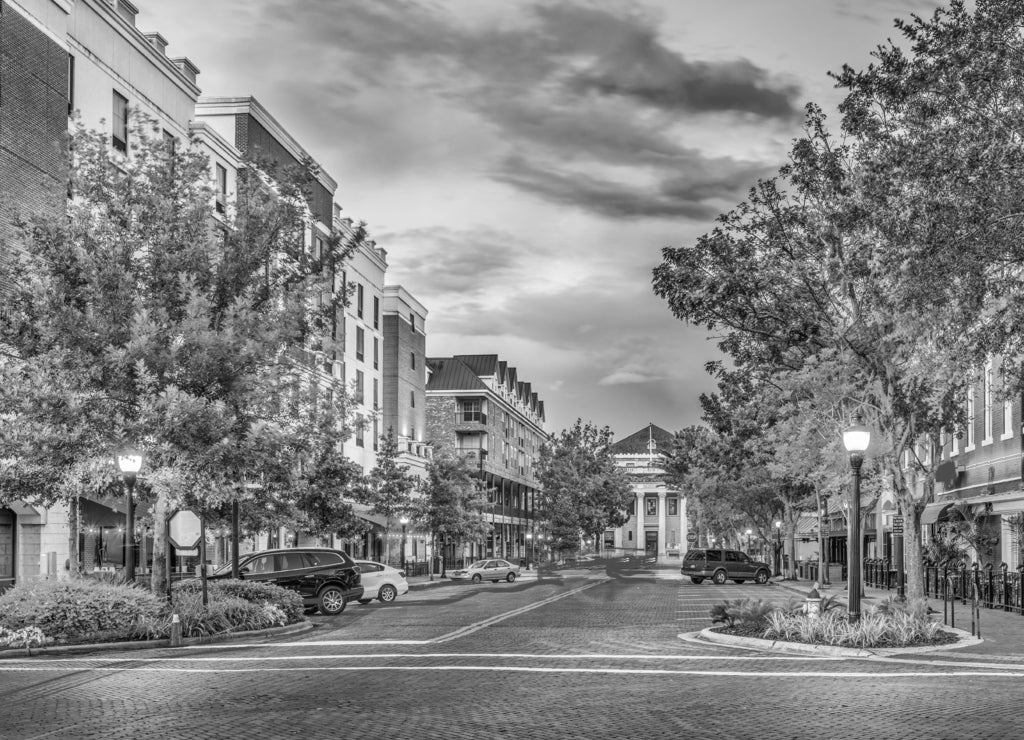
[605,423,688,560]
[425,355,546,564]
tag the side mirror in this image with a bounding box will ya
[239,566,250,576]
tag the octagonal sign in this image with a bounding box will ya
[168,510,202,550]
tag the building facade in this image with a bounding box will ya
[381,285,430,479]
[425,355,546,565]
[605,424,687,560]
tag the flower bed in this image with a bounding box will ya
[0,576,306,650]
[709,595,959,649]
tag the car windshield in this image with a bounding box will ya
[468,560,488,569]
[211,562,234,576]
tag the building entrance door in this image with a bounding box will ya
[645,531,658,558]
[0,509,14,592]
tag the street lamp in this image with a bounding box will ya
[399,515,407,573]
[526,531,534,570]
[744,529,752,553]
[842,412,871,623]
[773,521,782,576]
[116,448,143,582]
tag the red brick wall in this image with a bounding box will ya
[0,1,68,292]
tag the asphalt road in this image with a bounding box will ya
[1,570,1022,739]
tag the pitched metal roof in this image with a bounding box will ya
[454,354,500,377]
[425,357,489,392]
[611,423,675,454]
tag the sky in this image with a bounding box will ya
[135,0,943,438]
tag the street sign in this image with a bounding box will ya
[892,516,904,535]
[168,510,202,549]
[686,532,697,542]
[174,548,199,557]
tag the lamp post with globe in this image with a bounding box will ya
[842,413,871,623]
[116,449,143,582]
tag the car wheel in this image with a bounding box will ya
[690,577,704,584]
[712,570,728,585]
[472,573,482,583]
[506,572,517,583]
[733,580,745,584]
[755,569,770,585]
[378,584,398,603]
[357,598,372,605]
[318,586,347,615]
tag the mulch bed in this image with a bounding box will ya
[711,623,962,648]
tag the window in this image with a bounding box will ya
[629,498,636,515]
[112,90,129,153]
[373,337,379,369]
[411,390,416,408]
[645,497,657,516]
[460,400,483,422]
[357,284,364,318]
[356,327,364,361]
[356,424,364,447]
[373,296,379,329]
[1003,398,1014,441]
[68,55,75,116]
[966,385,976,450]
[410,312,415,332]
[314,235,324,261]
[162,129,176,154]
[983,362,993,444]
[215,163,227,214]
[373,417,379,451]
[668,498,678,516]
[355,369,364,404]
[410,351,416,370]
[373,378,378,409]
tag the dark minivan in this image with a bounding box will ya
[210,547,363,615]
[681,548,771,585]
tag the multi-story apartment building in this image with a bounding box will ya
[1,0,204,590]
[381,285,430,479]
[425,355,546,564]
[605,424,688,560]
[897,357,1024,570]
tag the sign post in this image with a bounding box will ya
[168,510,205,605]
[892,514,905,601]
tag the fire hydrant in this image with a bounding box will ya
[805,582,822,617]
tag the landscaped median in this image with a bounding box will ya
[687,595,978,656]
[0,577,310,656]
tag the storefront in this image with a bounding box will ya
[0,508,14,592]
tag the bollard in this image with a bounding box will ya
[170,613,182,647]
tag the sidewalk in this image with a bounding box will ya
[773,576,1024,659]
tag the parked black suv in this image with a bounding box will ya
[681,548,771,585]
[210,548,363,615]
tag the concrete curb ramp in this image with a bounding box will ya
[690,625,982,657]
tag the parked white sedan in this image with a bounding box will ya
[449,558,520,583]
[354,561,409,603]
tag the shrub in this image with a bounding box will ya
[710,598,776,628]
[0,579,164,642]
[173,578,304,624]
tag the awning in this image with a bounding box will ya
[351,506,387,530]
[79,498,125,527]
[920,502,954,526]
[796,517,818,536]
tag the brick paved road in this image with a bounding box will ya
[1,572,1022,739]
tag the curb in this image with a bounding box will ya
[0,619,314,659]
[688,624,981,657]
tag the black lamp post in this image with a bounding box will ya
[773,520,782,576]
[116,448,143,582]
[400,516,408,571]
[842,413,871,623]
[526,531,534,569]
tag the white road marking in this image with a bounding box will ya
[0,665,1020,677]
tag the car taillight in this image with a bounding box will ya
[398,571,406,578]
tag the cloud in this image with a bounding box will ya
[598,369,664,386]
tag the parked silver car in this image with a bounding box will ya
[450,558,520,583]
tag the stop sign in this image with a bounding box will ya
[168,510,202,549]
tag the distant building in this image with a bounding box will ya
[425,355,546,564]
[381,285,430,480]
[605,424,687,560]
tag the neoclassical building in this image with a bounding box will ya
[604,424,687,560]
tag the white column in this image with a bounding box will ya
[658,491,667,557]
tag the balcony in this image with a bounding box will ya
[454,411,487,431]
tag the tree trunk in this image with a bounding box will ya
[150,494,168,598]
[67,496,80,577]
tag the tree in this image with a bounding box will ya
[0,114,365,592]
[354,427,417,565]
[410,450,490,572]
[537,420,633,554]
